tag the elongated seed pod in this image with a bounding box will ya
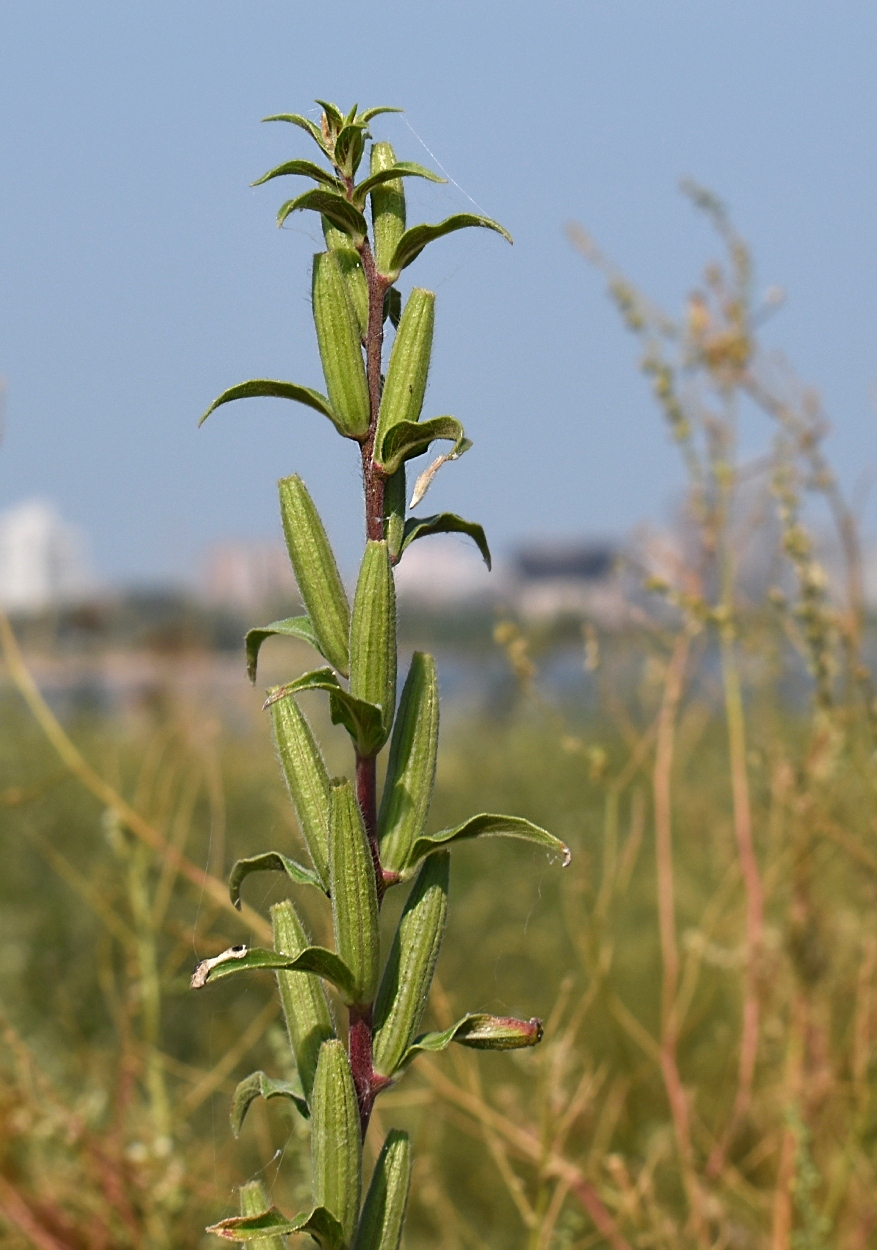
[271,901,335,1103]
[330,782,380,1005]
[279,475,350,676]
[270,697,331,887]
[311,1039,362,1245]
[349,541,396,745]
[370,141,405,276]
[353,1130,411,1250]
[378,652,439,873]
[238,1180,286,1250]
[382,466,406,562]
[374,289,435,466]
[312,250,370,438]
[323,217,369,340]
[373,851,450,1077]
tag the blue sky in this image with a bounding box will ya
[2,2,876,582]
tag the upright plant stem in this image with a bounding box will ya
[707,626,765,1177]
[653,629,708,1245]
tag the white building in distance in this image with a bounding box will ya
[0,499,97,612]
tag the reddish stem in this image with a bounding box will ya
[356,751,385,906]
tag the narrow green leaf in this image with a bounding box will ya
[277,189,368,245]
[401,514,491,570]
[378,416,466,477]
[333,124,367,177]
[279,476,351,675]
[228,852,324,910]
[388,213,513,277]
[358,106,403,124]
[370,142,406,276]
[270,694,332,888]
[344,103,359,126]
[272,900,336,1103]
[191,944,357,1000]
[378,653,439,874]
[330,782,380,1006]
[265,669,385,759]
[312,252,370,438]
[374,289,435,461]
[353,162,444,209]
[405,813,570,875]
[246,616,320,684]
[231,1071,309,1138]
[312,1040,362,1244]
[349,542,397,749]
[315,100,345,130]
[401,1014,544,1066]
[261,113,330,157]
[252,159,339,188]
[207,1205,345,1248]
[373,852,449,1077]
[199,379,343,435]
[236,1181,287,1250]
[353,1130,411,1250]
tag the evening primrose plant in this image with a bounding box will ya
[191,101,569,1248]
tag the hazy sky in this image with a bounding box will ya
[2,2,876,582]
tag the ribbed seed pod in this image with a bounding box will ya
[374,289,434,465]
[238,1180,286,1250]
[278,475,350,676]
[373,852,450,1077]
[311,1039,362,1245]
[270,696,331,887]
[312,250,370,438]
[353,1130,411,1250]
[382,466,406,562]
[349,541,396,745]
[323,217,369,341]
[378,652,439,873]
[370,141,405,276]
[330,782,380,1006]
[271,901,335,1103]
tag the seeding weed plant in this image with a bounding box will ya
[188,100,569,1247]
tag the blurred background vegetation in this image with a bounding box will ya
[3,196,877,1249]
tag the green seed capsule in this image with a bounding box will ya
[312,250,370,438]
[370,141,406,276]
[323,216,369,341]
[270,696,331,888]
[378,652,439,874]
[382,466,406,562]
[349,541,397,747]
[271,901,335,1103]
[311,1039,362,1245]
[353,1130,411,1250]
[373,851,450,1077]
[238,1180,286,1250]
[278,475,350,676]
[330,782,380,1006]
[374,289,435,467]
